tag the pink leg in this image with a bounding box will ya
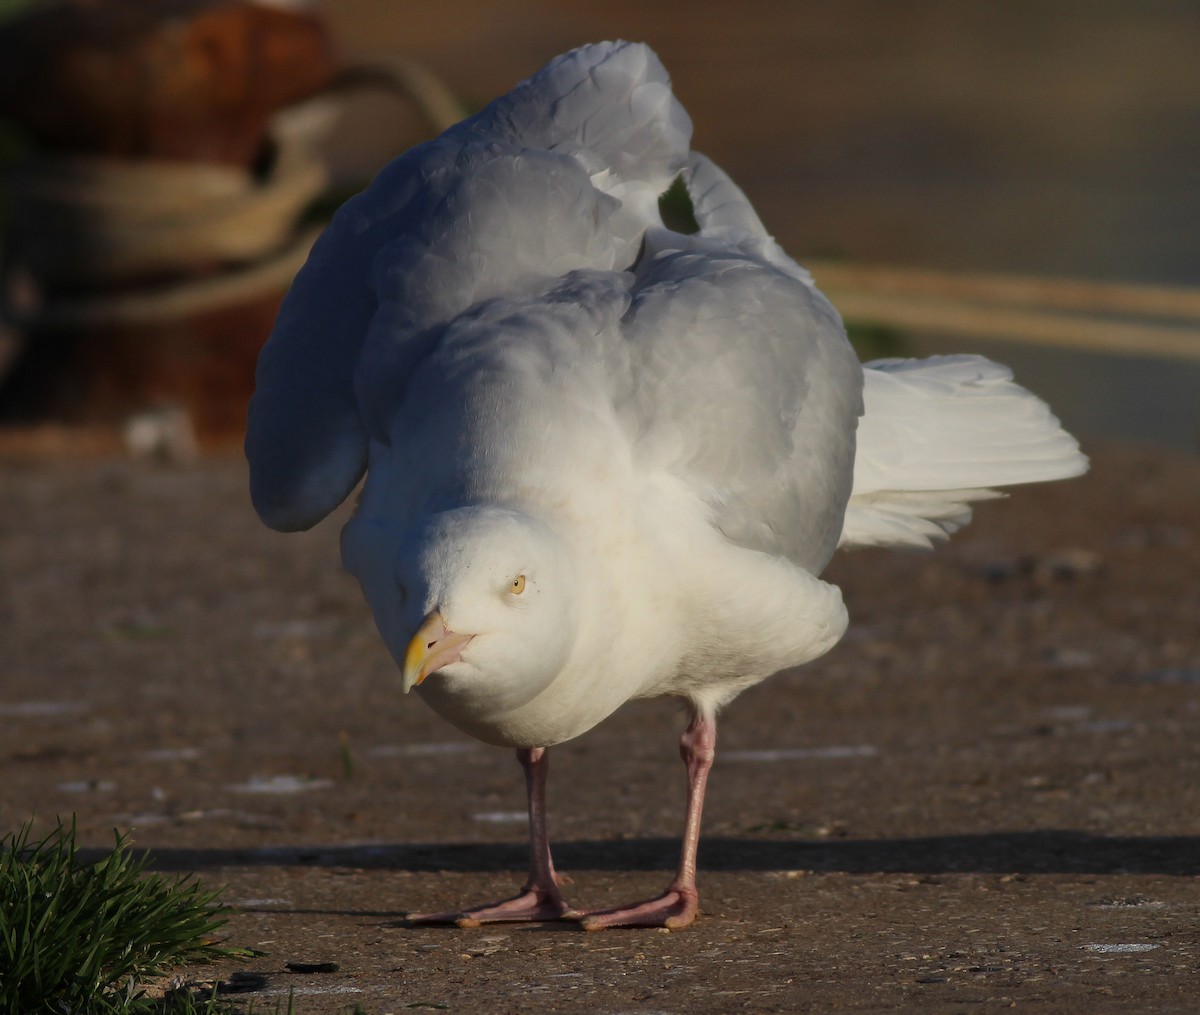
[408,746,574,927]
[579,712,716,931]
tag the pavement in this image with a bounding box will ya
[3,444,1199,1012]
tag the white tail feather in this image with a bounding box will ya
[839,355,1088,549]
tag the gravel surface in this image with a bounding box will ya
[3,444,1199,1012]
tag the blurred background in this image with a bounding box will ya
[1,0,1197,455]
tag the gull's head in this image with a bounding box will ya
[345,505,578,715]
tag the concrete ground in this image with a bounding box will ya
[3,444,1198,1012]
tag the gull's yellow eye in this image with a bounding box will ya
[510,574,527,595]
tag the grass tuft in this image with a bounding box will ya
[1,816,238,1014]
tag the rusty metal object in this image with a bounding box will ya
[0,3,467,450]
[0,1,339,448]
[0,0,338,166]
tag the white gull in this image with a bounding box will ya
[246,41,1087,929]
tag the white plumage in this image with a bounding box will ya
[843,355,1088,548]
[246,41,1087,930]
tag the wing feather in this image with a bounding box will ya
[840,356,1089,549]
[622,245,862,573]
[246,42,688,531]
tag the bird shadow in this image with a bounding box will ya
[131,831,1200,878]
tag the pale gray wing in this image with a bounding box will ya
[619,151,863,575]
[623,245,863,575]
[246,41,688,532]
[245,142,442,532]
[468,41,690,203]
